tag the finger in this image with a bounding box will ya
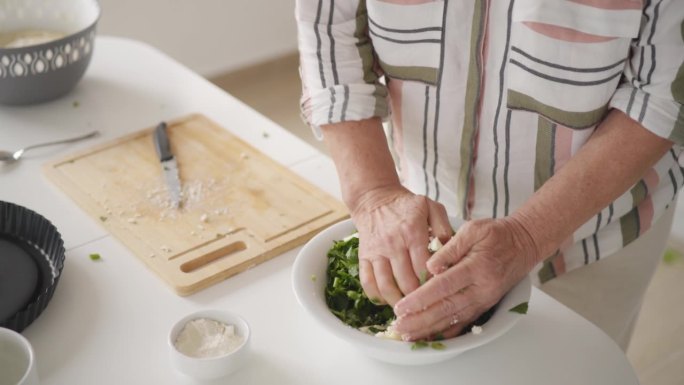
[427,201,453,242]
[399,303,477,341]
[393,289,471,336]
[406,225,432,284]
[439,324,463,340]
[440,304,484,339]
[409,243,431,284]
[426,224,474,275]
[432,308,481,340]
[372,258,404,306]
[389,252,421,296]
[359,259,384,305]
[394,263,475,316]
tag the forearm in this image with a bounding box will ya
[511,109,674,265]
[320,118,401,212]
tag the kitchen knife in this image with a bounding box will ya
[153,122,183,208]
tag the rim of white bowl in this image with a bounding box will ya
[0,327,35,383]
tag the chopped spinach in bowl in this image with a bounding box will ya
[324,234,395,329]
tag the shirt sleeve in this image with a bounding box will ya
[296,0,389,138]
[610,0,684,145]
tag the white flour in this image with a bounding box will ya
[174,318,244,358]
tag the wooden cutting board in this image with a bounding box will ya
[44,114,348,296]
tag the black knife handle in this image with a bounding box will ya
[153,122,173,161]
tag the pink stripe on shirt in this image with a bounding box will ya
[523,22,618,42]
[376,0,437,4]
[568,0,643,10]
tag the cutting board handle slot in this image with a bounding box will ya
[180,241,247,273]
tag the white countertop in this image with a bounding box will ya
[0,36,640,385]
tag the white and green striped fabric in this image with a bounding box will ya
[296,0,684,284]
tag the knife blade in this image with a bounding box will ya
[153,122,183,208]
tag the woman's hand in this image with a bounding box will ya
[391,217,540,341]
[351,184,452,306]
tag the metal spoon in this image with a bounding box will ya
[0,130,99,163]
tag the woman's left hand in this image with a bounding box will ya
[392,217,541,341]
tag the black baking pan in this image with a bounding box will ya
[0,201,65,332]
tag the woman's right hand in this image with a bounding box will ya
[351,184,453,306]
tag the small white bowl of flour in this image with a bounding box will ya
[169,310,251,380]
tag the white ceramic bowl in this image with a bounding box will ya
[292,218,532,366]
[168,310,251,380]
[0,327,39,385]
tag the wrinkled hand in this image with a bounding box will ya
[352,185,452,306]
[392,217,540,341]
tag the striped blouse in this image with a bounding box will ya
[296,0,684,284]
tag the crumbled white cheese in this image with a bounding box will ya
[375,326,402,341]
[174,318,244,358]
[471,325,483,335]
[428,237,443,253]
[342,232,359,242]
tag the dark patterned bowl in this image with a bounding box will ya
[0,0,100,105]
